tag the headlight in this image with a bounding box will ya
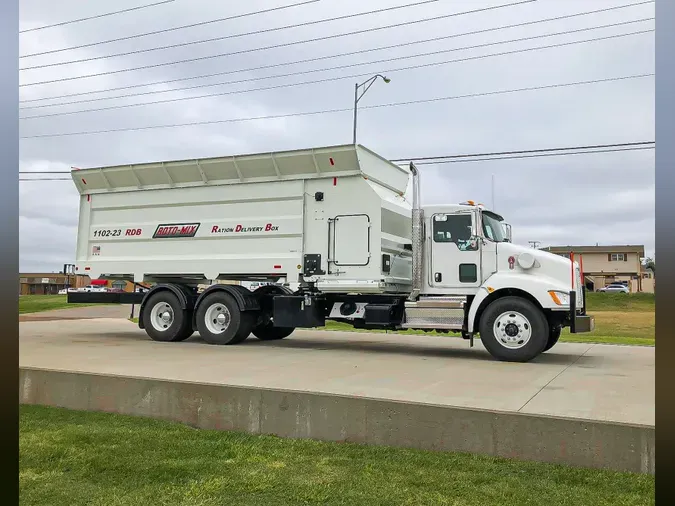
[548,291,570,306]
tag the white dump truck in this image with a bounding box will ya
[68,144,593,362]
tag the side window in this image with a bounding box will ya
[433,214,477,250]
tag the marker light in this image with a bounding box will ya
[548,291,570,306]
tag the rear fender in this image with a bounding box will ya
[192,284,261,330]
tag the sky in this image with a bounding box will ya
[18,0,655,273]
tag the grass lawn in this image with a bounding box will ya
[584,292,654,312]
[20,405,654,506]
[18,295,106,314]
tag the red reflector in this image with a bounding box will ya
[329,157,334,166]
[274,265,282,269]
[86,194,90,202]
[81,178,87,184]
[84,267,91,271]
[75,266,79,271]
[333,177,337,186]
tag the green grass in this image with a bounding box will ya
[19,405,654,506]
[584,292,654,312]
[18,295,103,314]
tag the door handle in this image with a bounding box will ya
[435,272,442,282]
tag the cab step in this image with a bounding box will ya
[402,297,466,329]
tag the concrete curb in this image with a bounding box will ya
[19,367,654,475]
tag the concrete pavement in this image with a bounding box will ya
[19,318,654,426]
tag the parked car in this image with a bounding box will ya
[598,283,629,293]
[80,285,107,293]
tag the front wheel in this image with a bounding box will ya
[478,297,549,362]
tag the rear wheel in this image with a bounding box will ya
[252,285,295,341]
[478,296,548,362]
[142,291,193,342]
[543,324,562,352]
[196,292,254,345]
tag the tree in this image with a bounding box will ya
[643,257,655,274]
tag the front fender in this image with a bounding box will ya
[467,272,570,332]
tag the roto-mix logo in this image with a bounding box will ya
[153,223,200,238]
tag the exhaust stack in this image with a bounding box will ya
[408,162,424,301]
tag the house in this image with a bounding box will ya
[540,245,652,293]
[19,273,89,295]
[19,273,139,295]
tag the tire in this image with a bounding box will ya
[195,292,254,345]
[253,323,295,341]
[478,296,549,362]
[543,325,562,352]
[251,285,295,341]
[141,291,193,342]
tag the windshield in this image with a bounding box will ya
[482,212,507,242]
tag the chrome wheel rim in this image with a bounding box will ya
[493,311,532,349]
[204,303,231,334]
[150,302,174,332]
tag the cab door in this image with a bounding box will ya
[429,210,482,289]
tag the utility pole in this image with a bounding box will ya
[528,241,540,249]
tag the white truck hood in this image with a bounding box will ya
[497,242,578,291]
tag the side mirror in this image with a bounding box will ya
[503,223,512,243]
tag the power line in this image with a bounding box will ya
[391,141,655,161]
[20,141,655,174]
[19,29,655,120]
[18,0,456,68]
[19,73,654,139]
[410,146,655,164]
[20,0,319,56]
[19,18,654,115]
[19,0,535,84]
[20,178,72,181]
[20,2,655,101]
[18,143,656,179]
[19,0,176,34]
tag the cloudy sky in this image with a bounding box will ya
[18,0,655,273]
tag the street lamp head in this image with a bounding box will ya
[382,76,391,83]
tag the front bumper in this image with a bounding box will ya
[568,288,594,334]
[571,314,595,333]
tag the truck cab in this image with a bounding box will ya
[403,199,593,360]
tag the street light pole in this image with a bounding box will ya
[352,74,390,144]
